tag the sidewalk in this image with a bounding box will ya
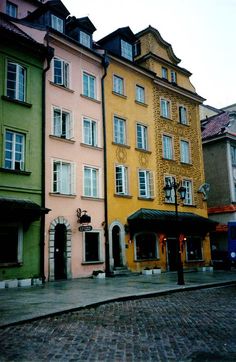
[1,270,236,328]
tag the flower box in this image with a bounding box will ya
[18,278,32,287]
[5,279,18,288]
[152,268,161,274]
[92,270,106,279]
[142,269,153,275]
[0,281,5,289]
[32,278,43,286]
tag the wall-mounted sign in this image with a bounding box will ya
[79,225,93,232]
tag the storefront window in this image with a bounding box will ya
[135,232,158,260]
[186,236,203,261]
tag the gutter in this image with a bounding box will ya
[101,52,110,276]
[40,33,54,283]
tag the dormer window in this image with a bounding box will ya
[51,14,63,33]
[6,1,17,18]
[80,31,91,48]
[121,39,133,61]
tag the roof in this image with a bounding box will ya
[66,16,96,34]
[0,12,36,42]
[201,111,236,141]
[24,0,70,21]
[98,26,137,45]
[127,208,217,235]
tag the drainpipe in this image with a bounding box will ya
[101,52,110,276]
[40,34,54,283]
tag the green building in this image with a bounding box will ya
[0,13,50,285]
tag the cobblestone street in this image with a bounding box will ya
[0,285,236,362]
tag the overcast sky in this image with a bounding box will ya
[62,0,235,109]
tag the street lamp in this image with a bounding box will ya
[163,180,186,285]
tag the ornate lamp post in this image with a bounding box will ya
[163,180,186,285]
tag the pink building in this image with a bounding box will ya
[7,0,106,280]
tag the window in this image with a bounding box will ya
[186,236,203,261]
[83,72,96,99]
[136,85,145,103]
[171,70,177,83]
[180,140,190,164]
[53,58,69,87]
[182,179,193,205]
[51,14,63,33]
[231,145,236,165]
[53,108,72,139]
[161,99,171,118]
[136,124,148,150]
[179,106,188,125]
[138,170,154,198]
[53,160,75,195]
[163,135,173,160]
[0,224,23,265]
[164,176,175,203]
[121,39,133,61]
[80,31,91,48]
[83,117,97,146]
[84,232,101,262]
[7,61,26,102]
[162,67,168,80]
[135,232,158,260]
[6,1,17,17]
[4,130,25,171]
[115,165,128,195]
[84,167,98,197]
[114,116,126,145]
[113,75,124,95]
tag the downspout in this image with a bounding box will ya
[40,33,54,283]
[101,52,110,276]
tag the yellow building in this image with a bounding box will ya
[99,26,216,275]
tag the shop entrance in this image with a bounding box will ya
[167,237,179,271]
[54,224,67,280]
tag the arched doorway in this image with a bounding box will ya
[54,224,67,280]
[49,217,72,281]
[112,225,123,267]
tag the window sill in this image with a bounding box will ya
[49,192,76,198]
[0,167,31,176]
[112,142,130,149]
[135,148,151,154]
[49,81,74,93]
[134,258,160,262]
[180,161,192,166]
[80,143,102,151]
[160,116,172,121]
[81,261,104,265]
[1,95,32,108]
[138,197,154,201]
[49,135,75,143]
[0,262,22,268]
[179,122,189,127]
[80,94,101,104]
[81,196,104,201]
[183,203,196,208]
[112,91,127,99]
[162,157,175,162]
[135,100,148,107]
[114,194,132,199]
[186,259,204,263]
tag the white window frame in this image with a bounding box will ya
[6,1,17,17]
[83,166,99,198]
[182,179,193,205]
[83,117,98,147]
[162,67,168,80]
[136,85,145,103]
[0,223,23,265]
[180,140,190,164]
[136,123,148,150]
[164,175,175,203]
[51,14,63,33]
[115,165,128,195]
[80,31,91,48]
[161,98,171,119]
[113,75,124,95]
[138,169,154,199]
[171,70,177,83]
[179,106,188,125]
[163,134,173,160]
[230,145,236,165]
[7,61,26,102]
[52,159,75,195]
[53,107,73,139]
[4,130,25,171]
[83,72,96,99]
[53,57,69,87]
[121,39,133,61]
[114,116,126,145]
[83,230,103,263]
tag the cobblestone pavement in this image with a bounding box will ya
[0,285,236,362]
